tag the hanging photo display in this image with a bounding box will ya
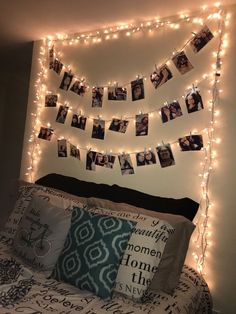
[71,114,87,130]
[156,144,175,168]
[190,25,214,53]
[131,78,145,101]
[160,101,183,123]
[95,153,116,168]
[59,72,73,90]
[136,150,157,166]
[150,64,173,89]
[38,127,53,141]
[53,59,63,75]
[57,139,67,157]
[185,88,204,113]
[86,151,97,171]
[172,51,194,75]
[49,47,54,69]
[118,154,135,175]
[135,114,149,136]
[108,86,127,100]
[179,135,204,151]
[92,87,104,107]
[91,119,105,140]
[109,119,129,133]
[70,144,80,159]
[56,105,69,124]
[71,80,87,96]
[45,94,58,107]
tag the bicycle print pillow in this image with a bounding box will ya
[13,195,72,271]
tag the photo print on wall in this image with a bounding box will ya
[70,144,80,160]
[92,87,104,107]
[156,144,175,168]
[160,101,183,123]
[53,59,63,75]
[109,119,129,133]
[136,150,157,166]
[95,153,116,169]
[86,151,97,171]
[190,25,214,53]
[118,153,135,175]
[150,64,173,89]
[131,78,145,101]
[71,114,87,130]
[45,94,58,107]
[135,114,149,136]
[59,72,73,90]
[56,105,69,124]
[91,119,105,140]
[172,51,194,75]
[185,88,204,113]
[108,86,127,101]
[38,127,53,141]
[70,80,87,96]
[179,135,204,151]
[57,139,67,157]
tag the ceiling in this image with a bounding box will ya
[1,0,235,49]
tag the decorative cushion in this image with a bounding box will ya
[13,195,71,270]
[35,173,199,221]
[51,206,136,299]
[87,206,174,300]
[0,183,87,244]
[86,197,195,294]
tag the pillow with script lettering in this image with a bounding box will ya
[87,207,174,301]
[52,206,136,299]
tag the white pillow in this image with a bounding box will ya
[87,207,174,301]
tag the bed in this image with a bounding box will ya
[0,173,213,313]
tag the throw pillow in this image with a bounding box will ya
[51,206,136,299]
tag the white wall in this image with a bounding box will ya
[21,6,236,313]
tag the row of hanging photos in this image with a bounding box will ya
[37,130,204,175]
[48,25,214,102]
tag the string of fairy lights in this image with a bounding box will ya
[24,4,230,276]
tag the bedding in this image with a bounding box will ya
[0,176,212,313]
[0,240,212,313]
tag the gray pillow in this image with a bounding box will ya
[86,197,195,294]
[13,195,71,270]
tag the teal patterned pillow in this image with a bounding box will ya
[52,206,136,299]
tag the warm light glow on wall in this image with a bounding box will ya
[25,4,230,278]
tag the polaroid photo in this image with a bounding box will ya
[108,86,127,101]
[92,87,104,107]
[70,144,80,160]
[109,119,129,133]
[53,59,63,75]
[91,119,105,140]
[185,89,204,113]
[131,78,145,101]
[190,25,214,53]
[160,101,183,123]
[71,114,87,130]
[57,139,67,157]
[179,135,204,151]
[45,94,58,107]
[38,127,53,141]
[172,51,194,75]
[118,154,135,175]
[150,64,173,89]
[95,153,116,169]
[156,144,175,168]
[136,150,157,166]
[86,151,97,171]
[56,105,69,124]
[70,80,87,96]
[59,72,73,91]
[49,47,54,69]
[135,114,149,136]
